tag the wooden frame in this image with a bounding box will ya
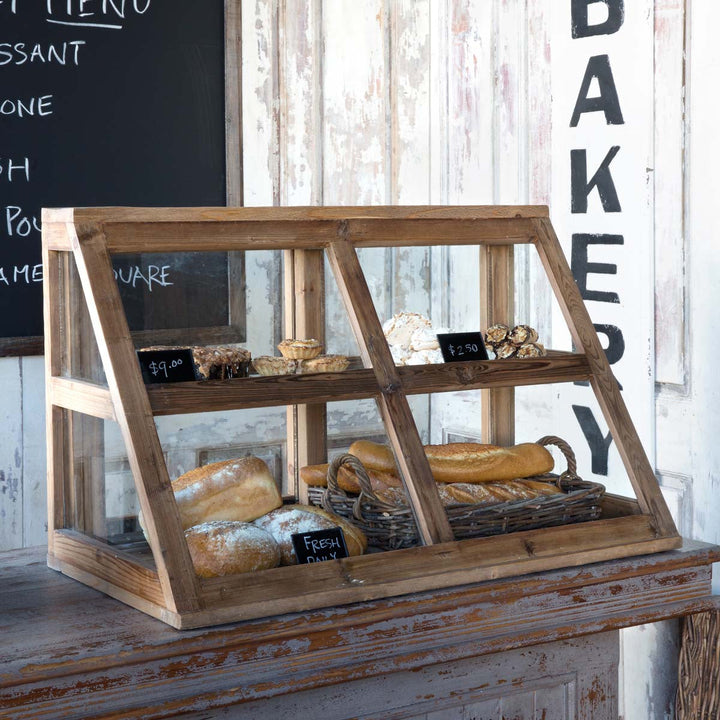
[42,205,680,629]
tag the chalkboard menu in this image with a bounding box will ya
[1,0,234,354]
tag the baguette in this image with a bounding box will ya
[349,440,554,484]
[377,479,561,508]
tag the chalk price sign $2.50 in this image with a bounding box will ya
[436,332,489,363]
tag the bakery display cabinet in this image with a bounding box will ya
[42,205,680,629]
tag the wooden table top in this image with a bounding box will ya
[2,541,719,719]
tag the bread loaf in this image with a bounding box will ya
[299,461,403,493]
[299,463,329,487]
[377,478,561,508]
[184,520,281,578]
[172,456,282,529]
[349,440,554,484]
[254,504,367,565]
[347,440,397,474]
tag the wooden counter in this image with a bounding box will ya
[1,541,718,719]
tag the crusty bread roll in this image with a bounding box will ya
[184,521,281,578]
[172,456,282,529]
[254,504,367,565]
[349,440,554,484]
[299,463,329,487]
[299,461,403,494]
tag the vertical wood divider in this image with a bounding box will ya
[532,217,678,538]
[479,244,515,445]
[43,239,66,552]
[69,223,201,613]
[327,229,454,545]
[285,249,327,503]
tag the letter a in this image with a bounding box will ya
[570,55,624,126]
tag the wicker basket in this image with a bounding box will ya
[307,436,605,551]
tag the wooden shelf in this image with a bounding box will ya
[141,351,592,416]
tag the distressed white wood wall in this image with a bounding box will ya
[1,1,718,717]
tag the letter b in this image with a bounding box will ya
[572,0,624,38]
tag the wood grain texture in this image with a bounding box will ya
[145,352,591,415]
[326,236,454,546]
[48,377,115,421]
[480,244,515,446]
[49,529,165,607]
[42,244,64,550]
[286,248,327,501]
[533,218,680,540]
[1,542,717,718]
[224,0,243,207]
[67,224,201,614]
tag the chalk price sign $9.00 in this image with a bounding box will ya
[437,332,489,363]
[136,348,197,384]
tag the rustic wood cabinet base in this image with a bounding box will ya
[2,542,718,719]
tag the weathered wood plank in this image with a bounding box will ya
[533,218,680,540]
[67,224,201,614]
[48,377,115,421]
[144,353,591,415]
[480,244,516,446]
[1,542,716,718]
[326,237,454,547]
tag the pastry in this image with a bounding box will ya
[382,312,431,347]
[382,312,444,366]
[277,338,322,360]
[254,504,367,565]
[140,344,251,380]
[172,456,282,529]
[252,355,297,376]
[516,342,547,358]
[296,354,349,374]
[184,520,281,578]
[509,324,539,346]
[485,324,510,349]
[494,342,518,359]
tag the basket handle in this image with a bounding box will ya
[325,453,394,519]
[536,435,580,487]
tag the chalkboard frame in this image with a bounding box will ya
[0,1,244,357]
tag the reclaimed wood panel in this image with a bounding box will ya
[1,543,717,718]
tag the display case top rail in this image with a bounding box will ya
[42,206,546,253]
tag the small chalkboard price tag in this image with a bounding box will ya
[136,348,197,384]
[292,527,349,564]
[437,332,489,363]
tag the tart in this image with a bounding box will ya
[252,355,297,376]
[277,338,323,360]
[297,354,349,374]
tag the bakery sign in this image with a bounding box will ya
[550,0,653,494]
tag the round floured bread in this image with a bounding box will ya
[184,520,281,578]
[254,504,367,565]
[172,456,282,530]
